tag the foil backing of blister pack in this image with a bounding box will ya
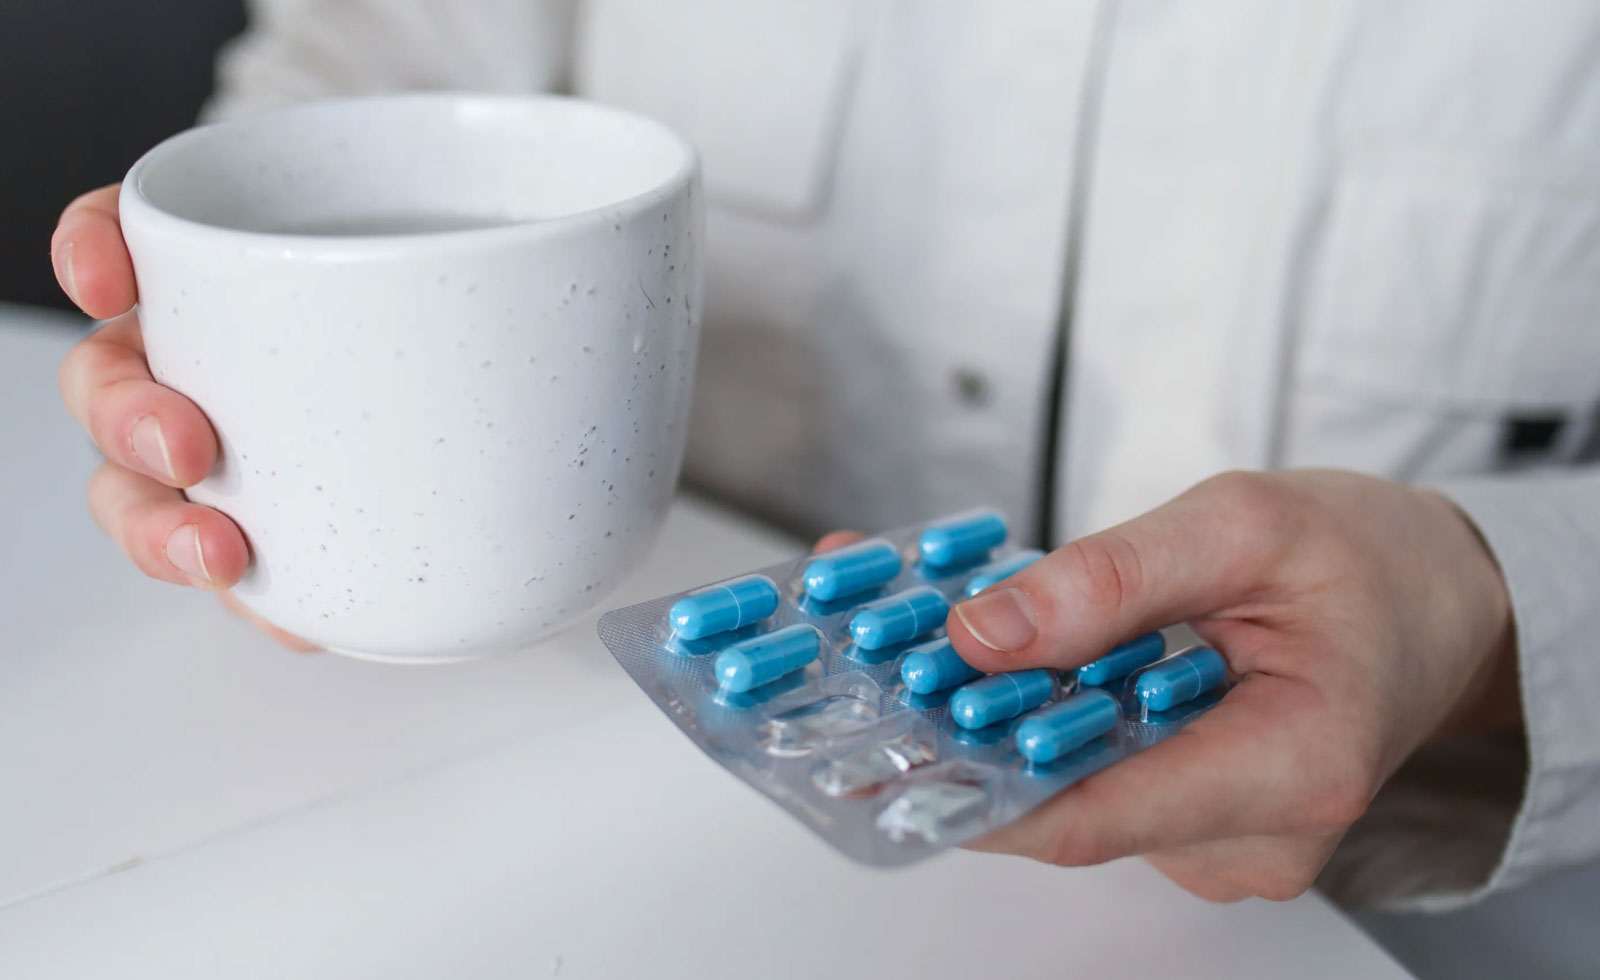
[597,513,1225,867]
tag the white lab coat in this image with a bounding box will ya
[202,0,1600,910]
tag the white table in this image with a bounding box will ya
[0,304,1412,979]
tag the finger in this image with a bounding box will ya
[217,592,321,653]
[1143,852,1251,904]
[1145,831,1345,903]
[51,184,137,319]
[947,471,1293,672]
[812,530,865,554]
[87,461,250,588]
[60,311,219,486]
[967,675,1375,865]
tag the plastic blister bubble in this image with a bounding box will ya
[758,673,884,757]
[812,715,940,798]
[874,763,999,846]
[596,509,1229,866]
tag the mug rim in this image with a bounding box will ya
[120,92,700,254]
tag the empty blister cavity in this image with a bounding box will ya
[964,550,1044,597]
[1016,689,1120,764]
[900,637,983,694]
[1134,646,1227,714]
[874,764,997,845]
[760,694,881,757]
[918,509,1007,570]
[755,672,883,757]
[812,723,939,798]
[949,669,1056,730]
[803,539,902,601]
[669,574,780,640]
[715,624,822,693]
[1076,631,1165,686]
[849,586,949,651]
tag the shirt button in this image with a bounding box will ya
[952,367,991,408]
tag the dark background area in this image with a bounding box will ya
[0,0,247,309]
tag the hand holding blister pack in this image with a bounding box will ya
[598,510,1231,866]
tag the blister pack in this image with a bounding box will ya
[597,509,1229,866]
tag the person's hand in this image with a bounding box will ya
[936,469,1518,901]
[51,185,315,650]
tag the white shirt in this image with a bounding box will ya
[202,0,1600,910]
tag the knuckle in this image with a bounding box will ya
[1305,766,1377,830]
[1052,531,1146,619]
[60,336,124,404]
[1282,719,1381,831]
[1039,836,1095,868]
[1192,470,1313,572]
[85,463,138,547]
[1240,864,1321,903]
[1285,735,1380,830]
[1039,825,1126,868]
[1198,470,1295,533]
[83,380,145,458]
[56,199,85,229]
[83,387,121,448]
[63,183,118,217]
[57,355,78,412]
[1185,878,1250,904]
[85,462,117,517]
[57,339,100,408]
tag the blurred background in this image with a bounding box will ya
[3,4,1597,977]
[0,0,245,309]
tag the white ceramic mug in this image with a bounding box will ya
[119,94,702,662]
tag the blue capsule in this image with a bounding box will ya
[1016,689,1120,764]
[714,624,822,693]
[964,550,1045,597]
[849,586,950,651]
[803,539,903,601]
[1076,631,1166,686]
[949,669,1056,730]
[668,575,781,640]
[919,510,1008,569]
[900,638,983,695]
[1134,646,1228,712]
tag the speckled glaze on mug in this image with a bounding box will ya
[119,94,702,662]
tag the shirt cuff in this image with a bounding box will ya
[1325,471,1600,911]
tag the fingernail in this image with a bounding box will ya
[130,415,175,481]
[57,240,79,305]
[165,524,213,585]
[956,588,1038,653]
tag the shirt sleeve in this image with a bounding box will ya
[201,0,579,121]
[1321,467,1600,911]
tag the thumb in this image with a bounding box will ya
[946,473,1288,673]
